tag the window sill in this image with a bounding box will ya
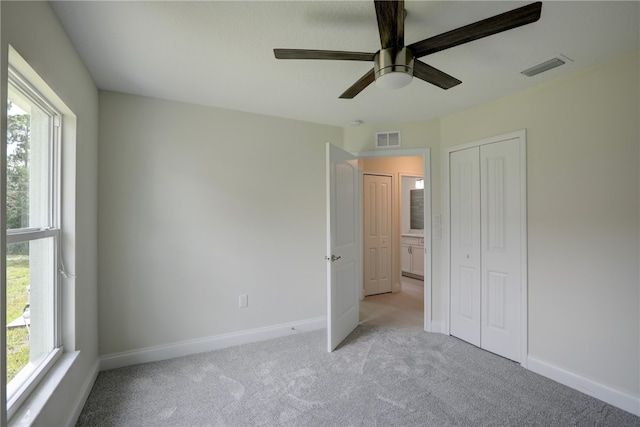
[9,351,80,427]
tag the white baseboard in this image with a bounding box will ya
[64,359,99,427]
[430,320,445,334]
[527,355,640,416]
[100,316,327,371]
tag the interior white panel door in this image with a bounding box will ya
[449,147,481,347]
[363,174,392,296]
[326,143,361,352]
[480,139,522,362]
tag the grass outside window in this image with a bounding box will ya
[6,255,30,382]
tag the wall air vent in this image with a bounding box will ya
[376,131,401,148]
[521,55,573,77]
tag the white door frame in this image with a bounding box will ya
[353,148,432,332]
[443,130,528,367]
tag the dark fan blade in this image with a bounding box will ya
[413,60,461,90]
[274,49,375,61]
[374,0,404,49]
[409,2,542,58]
[339,69,375,99]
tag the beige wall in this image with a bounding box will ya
[343,120,440,152]
[359,157,423,292]
[96,47,640,412]
[2,1,636,421]
[343,50,639,403]
[440,50,639,396]
[1,1,99,425]
[98,91,342,355]
[344,121,445,319]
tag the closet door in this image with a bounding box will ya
[480,139,522,362]
[449,147,481,347]
[449,136,524,363]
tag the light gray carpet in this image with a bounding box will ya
[77,325,639,426]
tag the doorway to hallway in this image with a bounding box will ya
[326,146,433,350]
[357,151,429,330]
[360,275,424,328]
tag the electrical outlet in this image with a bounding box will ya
[239,294,248,308]
[434,228,442,240]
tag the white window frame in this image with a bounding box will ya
[5,67,63,418]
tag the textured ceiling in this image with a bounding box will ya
[50,1,639,127]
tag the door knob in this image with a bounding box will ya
[465,254,470,259]
[325,255,342,262]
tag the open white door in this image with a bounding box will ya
[326,143,361,352]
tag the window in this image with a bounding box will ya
[5,68,62,413]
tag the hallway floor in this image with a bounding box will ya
[359,276,424,329]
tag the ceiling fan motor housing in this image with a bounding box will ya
[374,47,414,90]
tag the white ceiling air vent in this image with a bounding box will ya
[376,131,401,148]
[521,55,573,77]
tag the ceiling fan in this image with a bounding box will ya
[274,1,542,98]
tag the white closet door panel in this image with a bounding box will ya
[450,147,481,346]
[480,138,522,362]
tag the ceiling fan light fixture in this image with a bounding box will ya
[374,47,414,90]
[375,71,413,90]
